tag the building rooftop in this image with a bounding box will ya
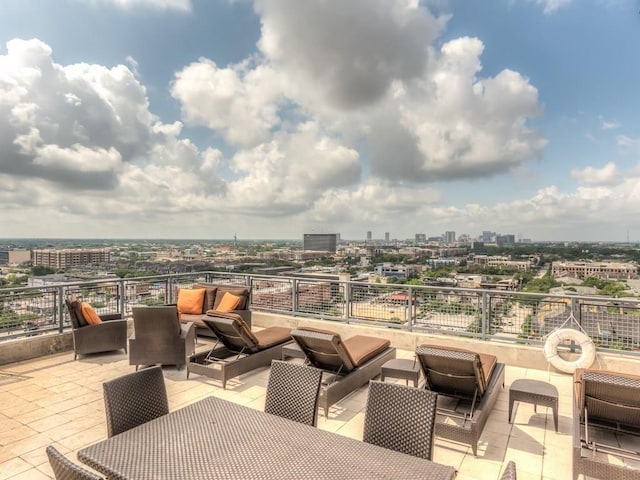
[0,341,595,480]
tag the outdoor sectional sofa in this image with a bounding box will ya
[177,282,251,336]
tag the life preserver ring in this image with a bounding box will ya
[543,328,596,374]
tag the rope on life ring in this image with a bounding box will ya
[543,328,596,374]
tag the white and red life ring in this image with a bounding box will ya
[543,328,596,374]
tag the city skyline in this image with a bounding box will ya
[0,1,639,241]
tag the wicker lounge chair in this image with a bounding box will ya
[264,360,323,426]
[188,312,292,389]
[46,445,103,480]
[573,369,640,480]
[103,366,169,437]
[415,344,505,456]
[290,327,396,417]
[65,299,127,360]
[364,380,438,460]
[129,306,196,371]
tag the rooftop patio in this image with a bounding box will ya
[1,273,640,479]
[0,337,598,480]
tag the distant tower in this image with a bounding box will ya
[445,231,456,243]
[234,233,237,250]
[303,233,337,253]
[366,231,372,242]
[384,232,390,242]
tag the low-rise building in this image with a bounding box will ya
[0,249,31,266]
[552,261,638,279]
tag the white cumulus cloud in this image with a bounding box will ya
[571,162,619,186]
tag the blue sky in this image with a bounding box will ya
[0,0,638,241]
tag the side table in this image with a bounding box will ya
[380,358,421,387]
[509,379,559,432]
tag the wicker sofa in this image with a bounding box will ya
[177,283,251,337]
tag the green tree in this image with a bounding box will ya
[30,265,55,276]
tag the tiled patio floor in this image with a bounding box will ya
[0,342,623,480]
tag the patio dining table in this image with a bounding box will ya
[78,395,456,479]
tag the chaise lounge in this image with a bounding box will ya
[290,327,396,417]
[573,368,640,480]
[187,312,292,389]
[415,344,505,456]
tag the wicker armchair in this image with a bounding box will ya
[46,445,103,480]
[129,306,195,370]
[64,300,127,360]
[363,380,438,460]
[264,360,322,426]
[102,366,169,437]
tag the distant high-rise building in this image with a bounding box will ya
[496,234,515,245]
[445,231,456,243]
[482,231,495,242]
[303,234,337,253]
[384,232,390,242]
[415,233,426,243]
[366,231,372,241]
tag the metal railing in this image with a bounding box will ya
[1,272,639,355]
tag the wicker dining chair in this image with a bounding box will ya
[264,360,323,426]
[363,380,439,460]
[102,366,169,437]
[500,461,517,480]
[46,445,103,480]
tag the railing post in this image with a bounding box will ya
[481,291,488,340]
[344,281,351,321]
[291,279,298,315]
[118,279,125,316]
[570,297,579,353]
[57,285,65,333]
[407,286,414,331]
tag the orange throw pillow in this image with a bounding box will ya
[216,292,241,312]
[177,288,206,314]
[81,302,102,325]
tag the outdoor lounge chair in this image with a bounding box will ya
[187,312,292,389]
[363,380,438,460]
[290,327,396,417]
[415,344,505,456]
[573,368,640,480]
